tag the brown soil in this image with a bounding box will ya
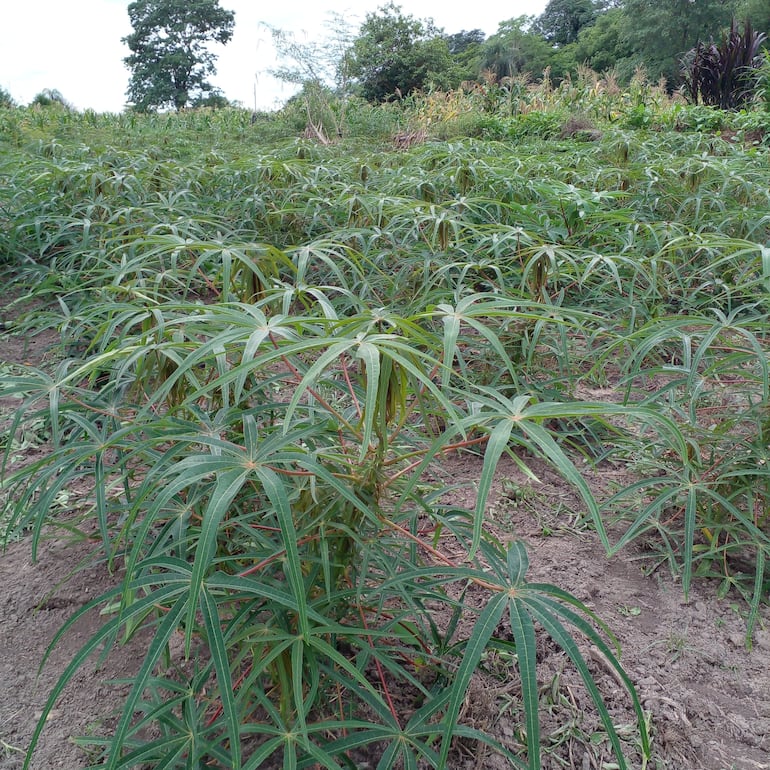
[1,313,768,770]
[720,128,767,147]
[437,453,770,770]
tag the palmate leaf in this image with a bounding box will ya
[23,582,188,770]
[467,391,688,557]
[199,586,241,768]
[433,541,647,770]
[468,394,605,556]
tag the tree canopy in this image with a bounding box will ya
[123,0,235,112]
[621,0,736,85]
[481,17,553,81]
[535,0,599,46]
[346,3,456,102]
[273,0,763,108]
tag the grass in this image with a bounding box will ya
[0,90,768,767]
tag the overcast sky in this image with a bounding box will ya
[1,0,548,112]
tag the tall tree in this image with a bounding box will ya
[445,29,486,56]
[620,0,738,85]
[30,89,74,110]
[572,6,633,75]
[347,3,455,102]
[739,0,770,41]
[123,0,235,112]
[445,29,486,82]
[536,0,599,46]
[481,17,554,80]
[0,86,16,109]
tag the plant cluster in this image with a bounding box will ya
[681,19,768,110]
[1,106,769,768]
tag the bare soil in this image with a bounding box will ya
[437,453,770,770]
[1,316,768,770]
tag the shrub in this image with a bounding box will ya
[505,110,567,141]
[0,86,16,109]
[681,19,767,110]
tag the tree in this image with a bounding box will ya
[739,0,770,43]
[480,17,554,81]
[0,86,16,109]
[30,89,74,110]
[445,29,486,56]
[620,0,738,86]
[347,3,456,102]
[445,29,486,82]
[123,0,235,112]
[190,89,232,108]
[572,6,634,76]
[536,0,599,46]
[267,14,356,138]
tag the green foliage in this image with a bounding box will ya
[444,29,486,81]
[190,89,232,109]
[3,104,770,768]
[2,284,653,768]
[30,89,74,110]
[621,103,654,129]
[572,7,635,76]
[0,86,16,109]
[347,2,457,102]
[268,17,357,140]
[505,110,569,141]
[123,0,235,111]
[681,19,767,109]
[535,0,599,46]
[481,17,554,81]
[667,103,726,132]
[739,0,770,41]
[601,307,770,642]
[733,107,770,139]
[621,0,738,86]
[754,50,770,109]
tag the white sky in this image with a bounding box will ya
[0,0,547,113]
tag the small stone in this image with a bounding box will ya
[33,708,62,722]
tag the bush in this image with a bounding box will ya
[680,19,767,110]
[0,86,16,109]
[505,110,567,141]
[669,104,726,132]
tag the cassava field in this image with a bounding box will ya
[1,86,770,770]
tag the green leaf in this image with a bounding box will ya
[199,586,241,768]
[438,590,508,768]
[508,597,539,769]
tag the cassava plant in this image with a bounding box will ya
[3,293,658,769]
[6,103,770,770]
